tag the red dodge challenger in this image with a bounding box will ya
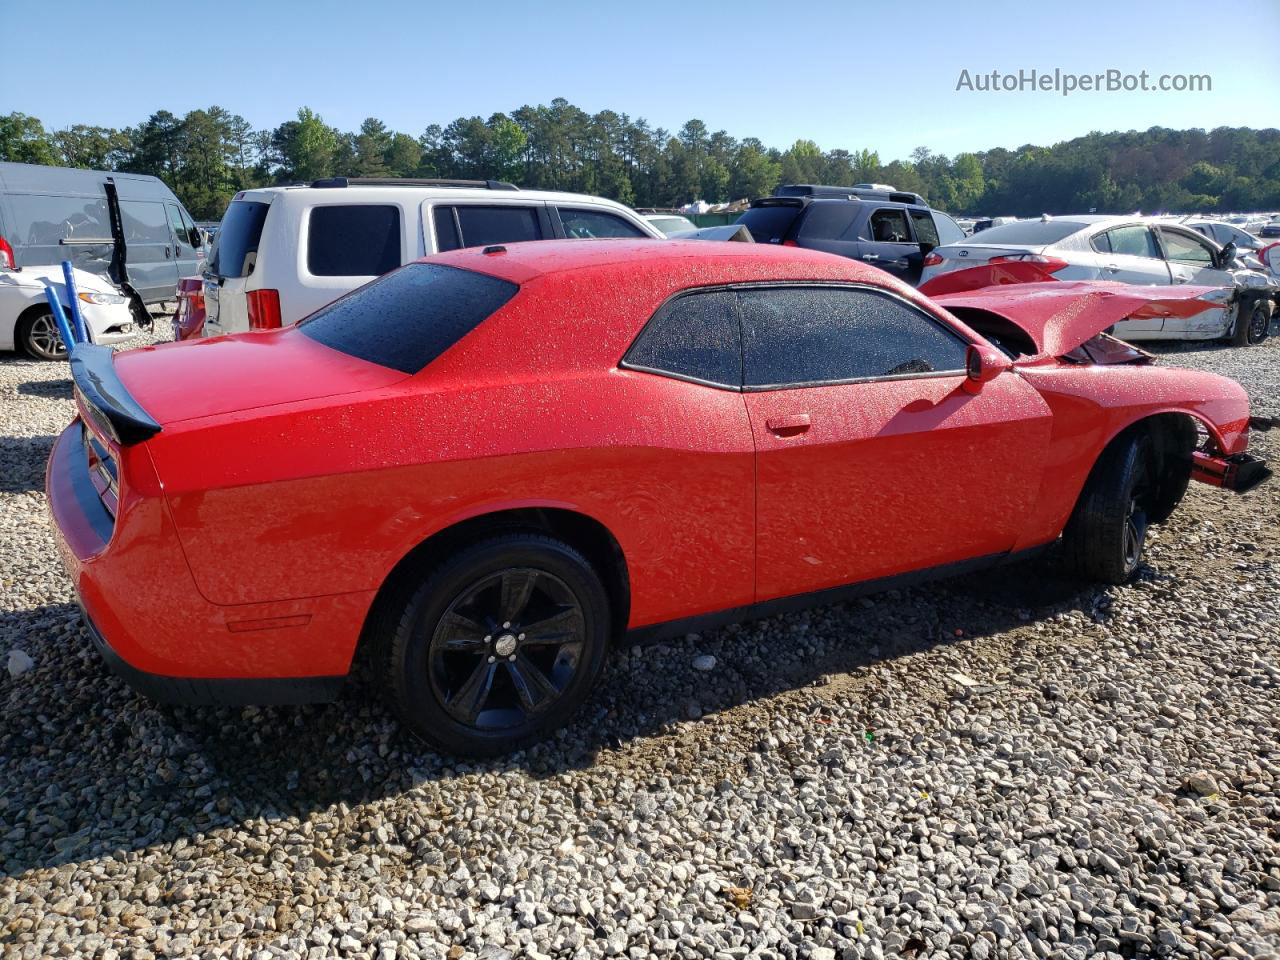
[46,240,1270,756]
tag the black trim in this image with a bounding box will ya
[55,422,114,545]
[69,343,161,445]
[81,608,345,706]
[624,545,1048,645]
[310,177,519,191]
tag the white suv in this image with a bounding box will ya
[201,178,663,335]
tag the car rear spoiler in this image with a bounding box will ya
[69,343,161,445]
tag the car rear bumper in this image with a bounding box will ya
[46,421,360,704]
[79,604,344,706]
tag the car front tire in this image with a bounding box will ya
[18,309,67,361]
[1061,433,1152,585]
[1232,299,1271,347]
[382,533,611,757]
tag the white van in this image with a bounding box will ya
[202,177,663,335]
[0,161,205,306]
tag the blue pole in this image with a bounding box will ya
[61,260,87,343]
[43,284,77,355]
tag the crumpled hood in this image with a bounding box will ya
[112,326,409,425]
[933,281,1227,357]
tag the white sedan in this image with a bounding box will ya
[920,215,1274,345]
[0,264,136,360]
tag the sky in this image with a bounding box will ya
[5,0,1279,160]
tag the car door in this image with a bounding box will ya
[1155,226,1234,337]
[119,199,179,302]
[1091,224,1171,336]
[165,201,203,282]
[738,284,1052,603]
[857,207,922,284]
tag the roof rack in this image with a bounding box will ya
[309,177,519,191]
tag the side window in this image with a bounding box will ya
[866,208,912,243]
[9,194,111,246]
[166,203,195,250]
[456,205,541,247]
[1091,231,1112,254]
[932,212,965,246]
[308,205,401,277]
[909,209,940,248]
[179,206,201,249]
[120,200,171,244]
[432,206,461,252]
[1159,228,1215,265]
[1101,225,1159,258]
[740,286,969,388]
[559,207,646,238]
[623,290,740,387]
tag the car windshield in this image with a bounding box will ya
[299,262,518,374]
[964,219,1091,246]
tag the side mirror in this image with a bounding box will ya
[1219,241,1237,268]
[963,343,1011,393]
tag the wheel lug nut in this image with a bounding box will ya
[484,635,492,642]
[502,621,511,629]
[508,655,516,662]
[518,633,526,640]
[487,656,496,663]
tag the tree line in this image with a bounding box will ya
[2,102,1278,221]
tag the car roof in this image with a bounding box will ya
[236,183,639,208]
[420,237,899,287]
[750,196,931,213]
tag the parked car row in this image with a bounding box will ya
[918,215,1276,346]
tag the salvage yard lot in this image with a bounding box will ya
[1,324,1278,959]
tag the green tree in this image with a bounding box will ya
[0,113,59,165]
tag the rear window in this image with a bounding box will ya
[209,200,269,278]
[298,263,517,374]
[966,220,1088,246]
[737,204,804,244]
[308,204,401,277]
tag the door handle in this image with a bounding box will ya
[861,254,880,261]
[1105,263,1119,272]
[164,246,172,258]
[1173,275,1189,283]
[766,414,811,436]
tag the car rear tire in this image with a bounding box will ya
[1232,299,1271,347]
[1060,433,1152,585]
[18,309,67,361]
[381,533,611,757]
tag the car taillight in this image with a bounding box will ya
[782,239,798,247]
[246,288,282,330]
[990,254,1069,273]
[923,252,943,267]
[0,235,15,270]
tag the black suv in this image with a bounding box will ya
[736,191,966,286]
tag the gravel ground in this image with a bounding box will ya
[1,321,1278,960]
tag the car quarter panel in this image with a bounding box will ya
[1010,362,1252,549]
[151,372,757,628]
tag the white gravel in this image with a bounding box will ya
[2,322,1279,959]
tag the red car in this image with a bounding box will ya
[47,240,1270,756]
